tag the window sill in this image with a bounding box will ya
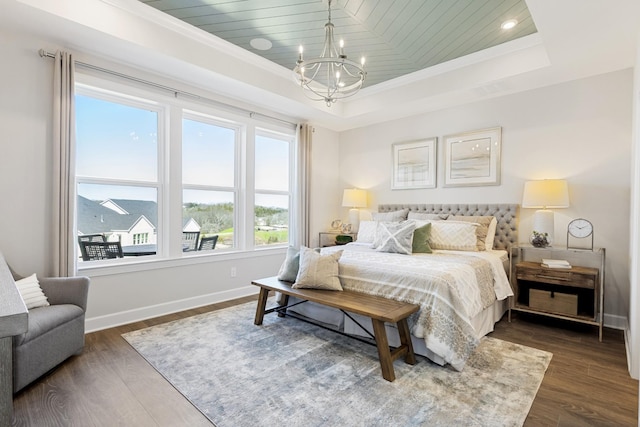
[77,246,287,277]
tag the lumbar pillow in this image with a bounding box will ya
[430,221,479,251]
[15,273,50,310]
[371,208,409,222]
[356,220,377,244]
[412,222,433,254]
[373,221,416,255]
[277,246,300,282]
[293,246,343,291]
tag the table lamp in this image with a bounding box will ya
[521,179,569,245]
[342,188,367,232]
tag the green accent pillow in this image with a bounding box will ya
[412,223,433,254]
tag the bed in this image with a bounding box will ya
[285,203,519,371]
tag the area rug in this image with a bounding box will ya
[122,300,552,427]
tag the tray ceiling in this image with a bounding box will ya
[139,0,537,88]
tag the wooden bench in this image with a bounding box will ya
[251,276,420,382]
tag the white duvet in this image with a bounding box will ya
[322,243,513,370]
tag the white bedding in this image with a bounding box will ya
[319,243,513,370]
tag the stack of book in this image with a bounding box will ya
[542,259,572,269]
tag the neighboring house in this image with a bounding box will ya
[77,196,200,245]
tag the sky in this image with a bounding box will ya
[75,94,290,208]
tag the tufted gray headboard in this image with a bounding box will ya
[378,204,519,251]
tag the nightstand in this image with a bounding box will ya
[509,245,605,341]
[319,231,357,247]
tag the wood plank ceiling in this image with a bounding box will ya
[140,0,537,88]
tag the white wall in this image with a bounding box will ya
[0,29,341,331]
[339,70,633,321]
[628,33,640,383]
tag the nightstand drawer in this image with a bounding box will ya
[529,289,578,316]
[516,262,597,289]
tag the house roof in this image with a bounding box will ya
[77,196,156,235]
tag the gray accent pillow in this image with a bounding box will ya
[293,246,343,290]
[372,209,409,222]
[277,246,300,282]
[373,221,416,255]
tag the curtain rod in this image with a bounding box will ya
[39,49,298,129]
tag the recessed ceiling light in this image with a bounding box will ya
[250,38,272,51]
[501,19,518,30]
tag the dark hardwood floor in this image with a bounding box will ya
[11,296,638,426]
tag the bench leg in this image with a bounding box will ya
[397,318,416,365]
[277,294,289,318]
[371,319,395,382]
[254,287,270,325]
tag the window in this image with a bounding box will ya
[182,115,239,251]
[133,233,149,245]
[74,76,296,267]
[254,131,292,246]
[75,91,161,262]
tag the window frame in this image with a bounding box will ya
[73,73,297,273]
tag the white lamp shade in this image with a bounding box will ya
[522,179,570,208]
[342,189,367,208]
[522,179,569,246]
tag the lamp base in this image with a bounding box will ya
[532,210,554,245]
[348,208,360,232]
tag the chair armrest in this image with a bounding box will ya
[39,276,90,312]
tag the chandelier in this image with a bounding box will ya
[293,0,366,107]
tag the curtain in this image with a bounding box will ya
[52,51,76,277]
[295,123,313,247]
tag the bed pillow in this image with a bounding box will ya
[412,222,433,254]
[277,246,300,282]
[293,246,343,291]
[356,220,377,244]
[15,273,50,310]
[485,217,498,250]
[448,215,495,251]
[373,221,416,255]
[429,221,479,251]
[407,212,449,221]
[372,209,409,222]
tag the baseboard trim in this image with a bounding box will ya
[85,285,257,333]
[603,313,628,330]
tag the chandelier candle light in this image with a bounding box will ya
[293,0,366,106]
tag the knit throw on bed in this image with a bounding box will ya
[122,299,551,427]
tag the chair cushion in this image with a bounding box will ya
[13,304,84,346]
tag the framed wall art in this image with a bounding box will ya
[442,127,501,187]
[391,138,437,189]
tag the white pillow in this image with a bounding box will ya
[15,273,50,309]
[372,209,409,222]
[430,221,479,251]
[485,217,498,250]
[374,221,416,255]
[356,220,377,244]
[293,246,343,291]
[407,212,449,221]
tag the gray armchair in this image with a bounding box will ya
[0,253,89,393]
[12,275,89,392]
